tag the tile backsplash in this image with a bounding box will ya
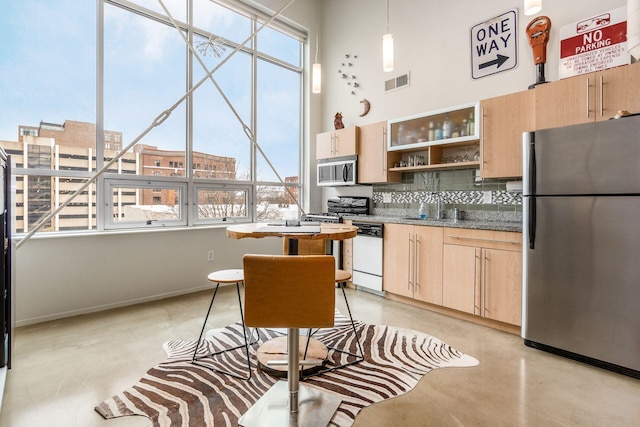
[371,168,522,222]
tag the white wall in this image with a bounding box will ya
[319,0,627,130]
[318,0,627,204]
[15,228,281,325]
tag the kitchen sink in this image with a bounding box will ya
[400,217,447,221]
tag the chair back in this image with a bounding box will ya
[243,254,335,329]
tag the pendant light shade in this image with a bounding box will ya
[524,0,542,16]
[383,0,394,72]
[312,63,322,93]
[311,0,322,93]
[382,34,394,72]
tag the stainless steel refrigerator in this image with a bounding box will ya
[522,116,640,378]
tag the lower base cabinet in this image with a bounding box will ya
[383,223,443,305]
[442,228,522,326]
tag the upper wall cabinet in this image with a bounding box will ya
[386,102,481,172]
[316,126,358,160]
[535,62,640,130]
[388,102,479,151]
[480,90,535,179]
[358,121,402,184]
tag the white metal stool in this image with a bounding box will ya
[191,269,254,380]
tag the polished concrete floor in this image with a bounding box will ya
[0,287,639,427]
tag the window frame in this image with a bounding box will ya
[104,178,188,230]
[192,183,253,225]
[6,0,305,237]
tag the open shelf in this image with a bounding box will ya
[390,141,481,171]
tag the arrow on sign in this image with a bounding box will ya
[479,54,509,69]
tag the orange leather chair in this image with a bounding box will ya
[240,254,341,423]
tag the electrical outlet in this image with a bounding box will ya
[482,191,492,204]
[207,250,214,262]
[382,193,392,203]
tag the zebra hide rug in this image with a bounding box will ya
[95,313,478,427]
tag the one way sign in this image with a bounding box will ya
[471,10,518,79]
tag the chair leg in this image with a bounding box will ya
[192,283,220,363]
[191,281,255,380]
[235,281,253,377]
[339,283,365,361]
[301,284,365,379]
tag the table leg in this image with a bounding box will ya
[288,327,299,412]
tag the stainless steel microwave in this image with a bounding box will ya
[317,156,357,186]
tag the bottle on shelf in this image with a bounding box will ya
[419,126,427,142]
[418,202,427,220]
[442,114,451,139]
[461,119,468,137]
[428,121,435,141]
[434,123,443,140]
[398,124,406,145]
[467,111,474,136]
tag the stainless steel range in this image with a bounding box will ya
[301,197,370,268]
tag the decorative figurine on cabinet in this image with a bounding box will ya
[334,112,345,130]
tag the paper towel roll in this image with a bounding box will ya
[629,0,640,61]
[506,180,523,192]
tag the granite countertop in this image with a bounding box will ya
[342,215,523,233]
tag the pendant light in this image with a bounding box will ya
[312,1,322,93]
[382,0,394,72]
[524,0,542,16]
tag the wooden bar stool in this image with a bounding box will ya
[335,269,351,287]
[191,269,254,380]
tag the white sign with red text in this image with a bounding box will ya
[559,7,629,79]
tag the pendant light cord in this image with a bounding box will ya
[386,0,390,33]
[315,1,320,63]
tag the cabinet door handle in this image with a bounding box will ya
[474,248,480,314]
[414,233,419,289]
[481,106,486,164]
[407,232,412,290]
[382,126,387,173]
[483,250,488,317]
[586,77,591,119]
[599,74,604,117]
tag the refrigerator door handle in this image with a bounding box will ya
[528,135,536,249]
[528,197,536,249]
[529,135,536,196]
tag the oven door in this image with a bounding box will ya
[317,158,357,186]
[352,233,383,292]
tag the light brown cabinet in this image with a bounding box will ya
[358,121,401,183]
[480,90,535,178]
[535,62,640,130]
[383,223,443,305]
[442,228,522,326]
[316,126,358,160]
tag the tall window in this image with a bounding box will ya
[0,0,305,234]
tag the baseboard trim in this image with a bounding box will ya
[16,283,218,327]
[385,292,521,335]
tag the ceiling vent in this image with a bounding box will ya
[385,72,410,92]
